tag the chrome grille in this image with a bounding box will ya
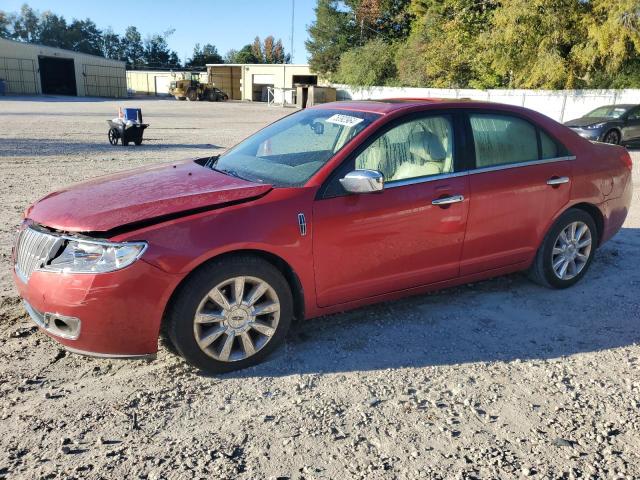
[14,226,62,283]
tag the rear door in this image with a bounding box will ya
[461,112,573,276]
[312,112,470,307]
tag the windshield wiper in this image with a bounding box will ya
[204,155,220,170]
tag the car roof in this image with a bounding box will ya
[588,104,637,111]
[312,98,509,115]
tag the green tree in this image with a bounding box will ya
[123,26,144,66]
[11,4,39,42]
[306,0,358,77]
[335,37,397,85]
[0,11,11,38]
[483,0,586,89]
[67,19,102,55]
[396,0,498,88]
[143,30,180,67]
[102,28,124,60]
[225,44,259,63]
[578,0,640,87]
[187,43,223,67]
[37,11,69,49]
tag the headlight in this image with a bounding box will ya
[45,238,147,274]
[584,123,606,130]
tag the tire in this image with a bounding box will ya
[603,129,620,145]
[186,89,198,102]
[108,128,119,146]
[166,256,294,373]
[528,209,597,289]
[206,90,217,102]
[175,95,186,101]
[134,139,142,146]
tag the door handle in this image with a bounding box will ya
[432,194,464,206]
[547,176,570,186]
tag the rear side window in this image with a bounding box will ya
[540,130,560,159]
[470,114,538,167]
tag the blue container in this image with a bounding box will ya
[123,108,142,123]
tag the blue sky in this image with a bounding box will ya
[3,0,317,64]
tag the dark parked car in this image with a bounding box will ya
[564,104,640,145]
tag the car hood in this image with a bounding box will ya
[26,159,273,233]
[564,117,614,128]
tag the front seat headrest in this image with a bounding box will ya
[409,130,447,163]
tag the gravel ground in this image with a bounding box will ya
[0,97,639,480]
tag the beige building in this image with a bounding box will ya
[0,37,126,97]
[206,63,317,103]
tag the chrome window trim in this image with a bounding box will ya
[383,155,576,189]
[469,155,576,175]
[385,170,468,189]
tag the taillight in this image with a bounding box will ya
[622,151,633,170]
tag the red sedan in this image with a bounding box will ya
[12,99,633,373]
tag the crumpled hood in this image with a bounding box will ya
[26,160,272,232]
[564,116,615,128]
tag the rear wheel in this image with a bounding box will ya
[175,95,186,101]
[206,90,217,102]
[528,209,597,289]
[603,129,620,145]
[167,256,293,373]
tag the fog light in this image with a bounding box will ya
[23,301,81,340]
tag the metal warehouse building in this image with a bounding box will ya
[207,63,317,102]
[0,37,126,97]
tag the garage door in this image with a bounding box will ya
[0,57,38,94]
[253,74,274,85]
[154,76,171,96]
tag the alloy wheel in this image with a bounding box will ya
[193,276,280,362]
[551,221,592,281]
[603,130,620,145]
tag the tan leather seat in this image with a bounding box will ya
[391,130,447,181]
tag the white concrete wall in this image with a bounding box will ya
[334,85,640,122]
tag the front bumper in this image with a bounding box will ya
[13,259,181,357]
[568,127,603,141]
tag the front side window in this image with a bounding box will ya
[354,115,454,183]
[214,109,380,187]
[470,114,538,168]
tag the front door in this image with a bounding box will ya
[622,107,640,143]
[312,113,469,307]
[461,112,573,275]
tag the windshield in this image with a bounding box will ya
[213,108,380,187]
[585,106,629,119]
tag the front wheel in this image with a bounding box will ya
[166,256,293,373]
[108,128,119,146]
[528,209,597,289]
[603,129,620,145]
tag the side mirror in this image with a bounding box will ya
[339,169,384,194]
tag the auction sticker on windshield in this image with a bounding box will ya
[326,114,364,127]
